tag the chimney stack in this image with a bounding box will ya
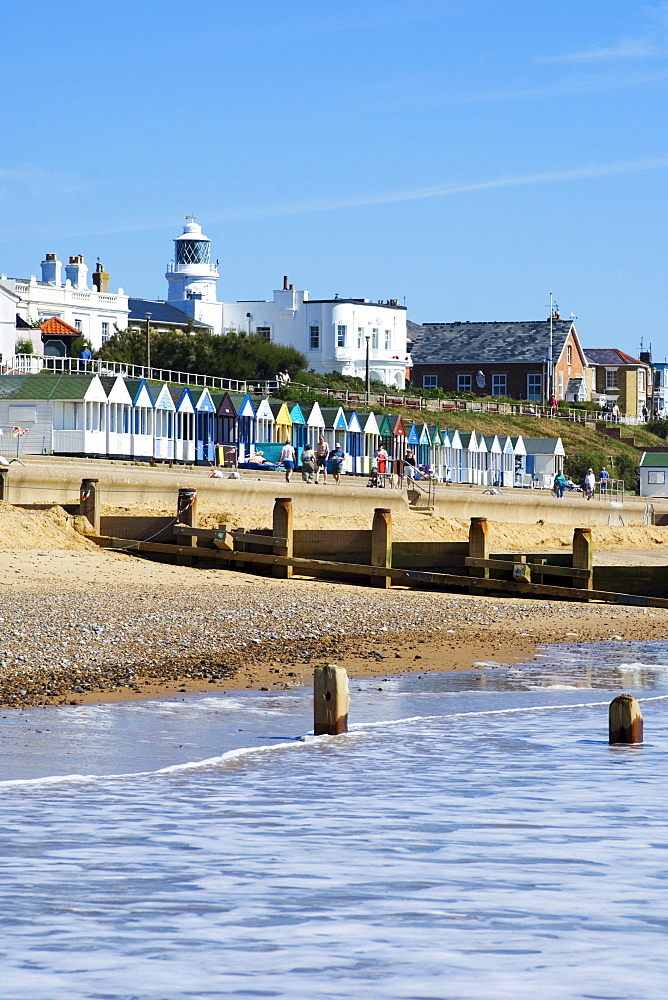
[41,252,62,286]
[65,254,89,290]
[92,262,109,293]
[283,275,288,290]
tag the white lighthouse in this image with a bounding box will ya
[165,218,219,304]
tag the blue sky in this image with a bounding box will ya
[2,0,667,353]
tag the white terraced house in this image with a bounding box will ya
[1,254,129,355]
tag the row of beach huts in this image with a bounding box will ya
[0,372,565,486]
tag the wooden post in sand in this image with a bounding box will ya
[468,517,489,583]
[273,497,293,579]
[79,478,100,534]
[371,507,392,589]
[177,488,198,547]
[0,467,7,502]
[314,664,350,735]
[572,527,593,592]
[609,694,643,744]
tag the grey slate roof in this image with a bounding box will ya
[411,320,575,365]
[128,298,212,331]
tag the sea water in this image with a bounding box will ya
[1,641,668,999]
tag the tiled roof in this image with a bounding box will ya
[128,298,212,330]
[411,320,575,365]
[584,348,644,366]
[40,316,80,337]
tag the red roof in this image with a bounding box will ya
[584,348,645,366]
[40,316,80,337]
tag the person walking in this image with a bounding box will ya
[280,440,296,482]
[553,472,567,498]
[316,435,329,483]
[584,468,596,500]
[330,442,345,484]
[300,443,316,483]
[549,395,558,418]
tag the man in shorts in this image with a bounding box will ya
[280,441,296,483]
[316,435,329,483]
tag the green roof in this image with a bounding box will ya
[0,373,98,400]
[640,452,668,467]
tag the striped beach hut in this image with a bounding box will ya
[169,387,196,465]
[125,378,155,459]
[320,406,348,452]
[344,410,364,474]
[147,383,176,461]
[360,410,380,474]
[215,392,237,449]
[192,387,216,464]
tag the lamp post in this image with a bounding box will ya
[365,333,371,403]
[246,312,252,335]
[145,312,151,375]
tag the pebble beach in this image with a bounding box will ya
[3,497,668,709]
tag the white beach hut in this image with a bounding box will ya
[104,375,133,459]
[147,383,176,461]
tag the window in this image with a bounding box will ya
[74,319,83,332]
[558,373,564,397]
[638,369,645,391]
[527,374,542,400]
[491,374,507,397]
[372,328,378,349]
[337,324,346,347]
[606,369,618,389]
[423,375,438,389]
[101,321,110,343]
[256,326,271,340]
[309,325,320,349]
[357,327,364,349]
[457,374,472,392]
[384,329,391,350]
[567,345,572,364]
[648,471,666,485]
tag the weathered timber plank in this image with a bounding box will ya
[464,557,592,579]
[88,536,668,608]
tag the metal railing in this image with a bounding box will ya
[5,355,249,394]
[596,478,625,503]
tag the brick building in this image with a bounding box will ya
[410,317,587,402]
[583,348,651,417]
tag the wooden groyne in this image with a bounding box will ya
[60,479,668,609]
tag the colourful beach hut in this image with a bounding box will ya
[146,383,175,461]
[427,425,443,478]
[378,413,406,474]
[289,403,309,451]
[230,393,256,462]
[343,410,364,474]
[192,387,216,464]
[360,410,380,474]
[320,406,348,452]
[269,401,292,443]
[169,386,196,464]
[215,392,237,448]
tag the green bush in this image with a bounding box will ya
[647,418,668,439]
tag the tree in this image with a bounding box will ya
[96,327,306,381]
[15,338,34,355]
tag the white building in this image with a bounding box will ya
[0,283,20,366]
[161,218,409,388]
[1,254,129,355]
